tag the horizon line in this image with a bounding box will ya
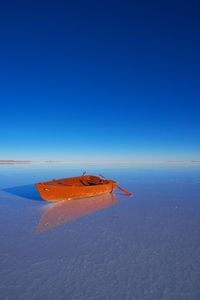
[0,159,200,165]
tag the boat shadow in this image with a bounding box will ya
[3,184,44,202]
[36,193,124,233]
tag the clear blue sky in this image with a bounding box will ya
[0,0,199,160]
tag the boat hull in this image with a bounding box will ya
[35,175,117,202]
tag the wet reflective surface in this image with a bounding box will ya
[36,193,120,233]
[0,163,200,300]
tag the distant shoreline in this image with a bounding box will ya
[0,160,31,164]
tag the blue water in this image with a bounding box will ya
[0,163,200,300]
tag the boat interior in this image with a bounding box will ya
[42,176,109,187]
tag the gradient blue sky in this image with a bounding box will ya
[0,0,200,160]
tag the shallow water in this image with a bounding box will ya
[0,163,200,300]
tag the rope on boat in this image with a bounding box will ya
[117,185,132,196]
[99,174,132,196]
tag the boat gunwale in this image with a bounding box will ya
[36,175,116,188]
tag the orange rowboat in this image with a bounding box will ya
[35,175,118,202]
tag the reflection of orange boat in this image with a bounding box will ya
[35,175,118,202]
[36,193,118,233]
